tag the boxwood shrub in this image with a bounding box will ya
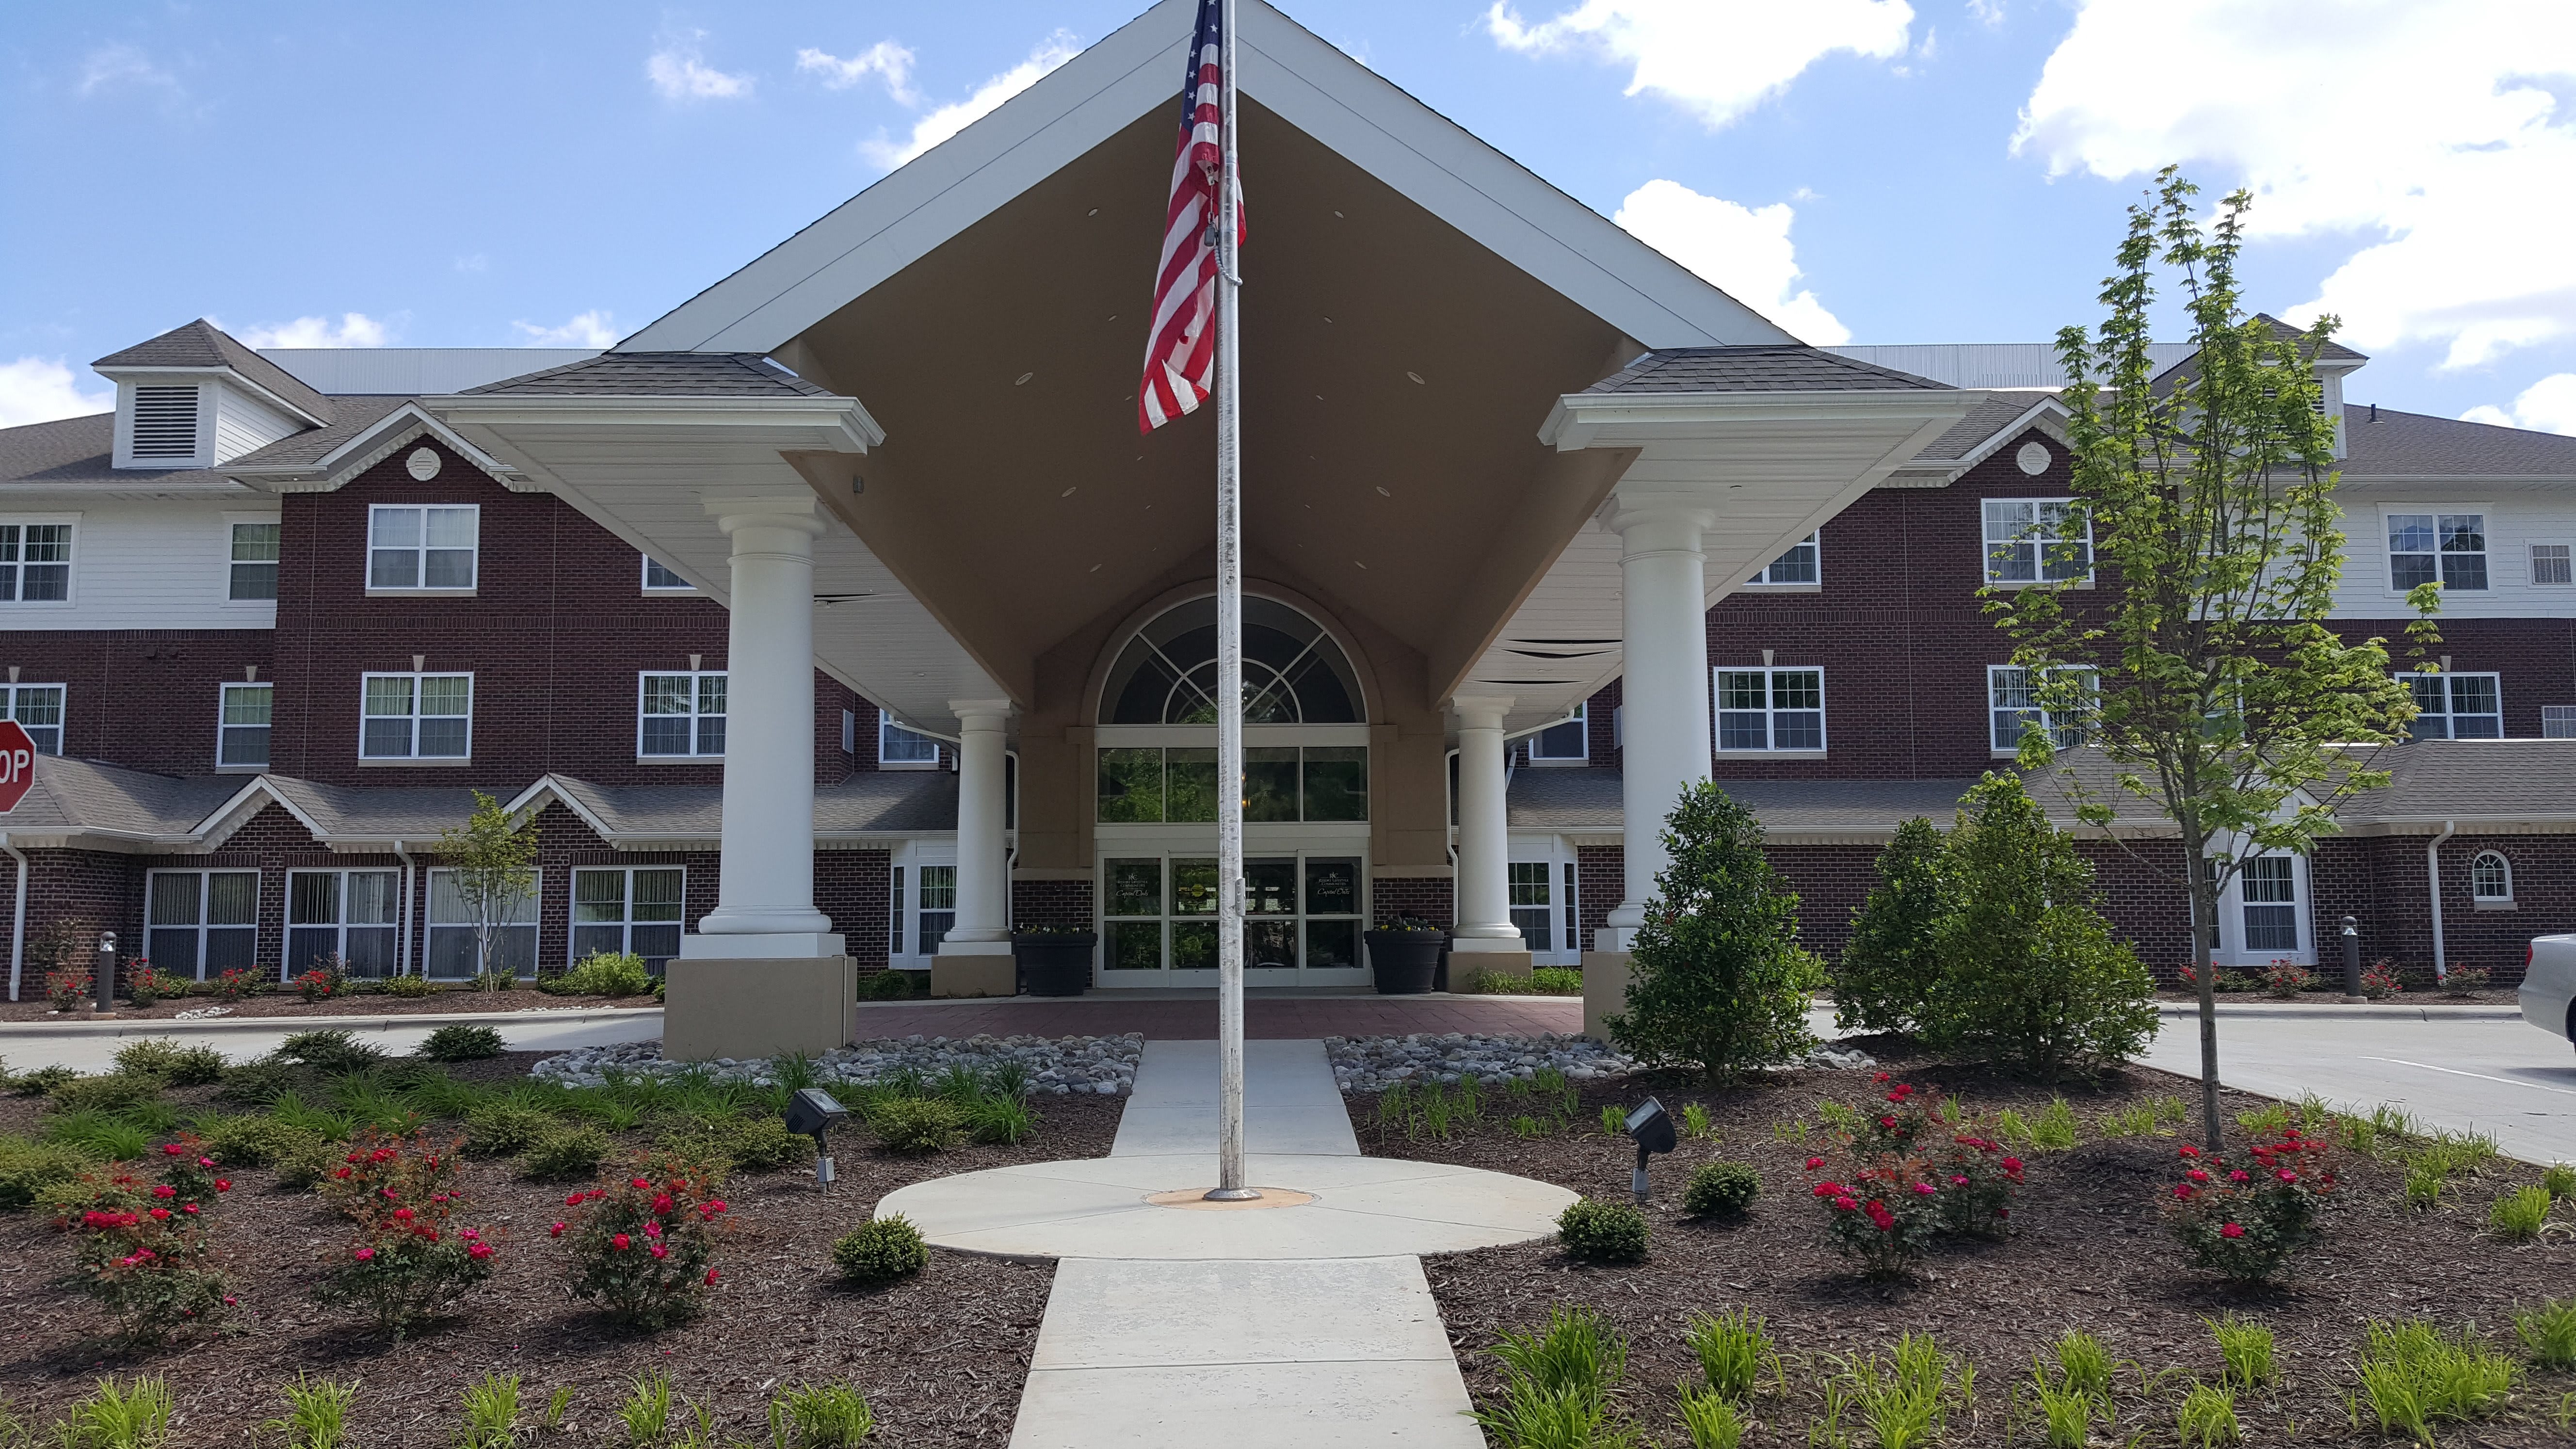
[832,1215,929,1287]
[1681,1161,1761,1219]
[1557,1197,1650,1264]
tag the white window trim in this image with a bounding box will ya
[1,682,67,757]
[569,865,689,966]
[365,503,481,596]
[636,669,726,762]
[1507,838,1582,967]
[2396,671,2504,741]
[1986,664,2097,757]
[2469,850,2514,909]
[358,670,474,764]
[1712,665,1828,755]
[425,866,544,978]
[2379,504,2492,596]
[640,554,699,594]
[144,868,261,981]
[1741,531,1823,591]
[2211,849,2314,967]
[0,515,79,609]
[878,708,942,769]
[283,867,403,979]
[887,840,955,970]
[2529,541,2573,587]
[1523,702,1589,765]
[222,514,282,608]
[216,680,272,773]
[1980,497,2094,589]
[2544,705,2576,741]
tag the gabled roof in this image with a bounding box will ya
[0,412,242,492]
[465,353,836,398]
[92,319,335,424]
[2341,405,2576,481]
[1585,345,1948,395]
[222,399,526,493]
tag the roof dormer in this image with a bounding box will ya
[92,319,334,470]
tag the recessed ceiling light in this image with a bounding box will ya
[1406,371,1425,385]
[1333,209,1345,218]
[1014,372,1034,386]
[1314,393,1325,401]
[1375,486,1390,497]
[1107,314,1118,322]
[1060,486,1077,498]
[1087,207,1099,216]
[1089,563,1102,572]
[1353,560,1367,569]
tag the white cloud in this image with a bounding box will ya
[513,311,620,348]
[77,44,177,97]
[1483,0,1914,128]
[0,358,112,429]
[2462,373,2576,435]
[229,313,390,349]
[454,254,488,274]
[859,31,1082,170]
[2013,0,2576,370]
[1966,0,2005,26]
[797,41,919,105]
[647,33,753,101]
[1613,179,1851,344]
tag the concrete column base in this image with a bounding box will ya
[932,951,1018,998]
[663,955,856,1061]
[1579,950,1632,1044]
[1452,951,1532,991]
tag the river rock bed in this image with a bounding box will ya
[1324,1032,1876,1091]
[532,1033,1145,1095]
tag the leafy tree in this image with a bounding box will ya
[1922,774,2158,1079]
[1834,816,1950,1036]
[435,790,538,991]
[1609,783,1820,1079]
[1993,170,2436,1141]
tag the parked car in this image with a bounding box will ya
[2521,934,2576,1055]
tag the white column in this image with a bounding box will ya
[686,496,840,956]
[1603,500,1715,950]
[1449,695,1523,951]
[939,699,1014,956]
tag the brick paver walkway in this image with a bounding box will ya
[847,993,1581,1041]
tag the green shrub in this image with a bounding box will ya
[2353,1320,2521,1442]
[382,974,438,998]
[194,1113,324,1168]
[0,1134,96,1208]
[516,1124,612,1180]
[1680,1161,1760,1219]
[1478,1305,1628,1444]
[419,1024,506,1063]
[2208,1314,2274,1389]
[273,1136,346,1191]
[2174,1382,2240,1448]
[1683,1307,1770,1402]
[62,1377,177,1449]
[561,951,654,998]
[12,1062,77,1096]
[869,1097,963,1156]
[1607,783,1820,1079]
[275,1030,387,1077]
[831,1215,929,1286]
[2542,1162,2576,1200]
[1921,775,2159,1079]
[47,1073,166,1117]
[216,1061,308,1107]
[858,970,922,1001]
[43,1111,153,1161]
[658,1114,811,1175]
[1556,1197,1649,1264]
[112,1039,229,1087]
[2491,1185,2556,1242]
[2515,1300,2576,1371]
[561,1156,729,1329]
[770,1382,875,1449]
[1835,816,1950,1035]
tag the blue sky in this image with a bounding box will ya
[4,0,2571,433]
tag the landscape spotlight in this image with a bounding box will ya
[1624,1096,1676,1204]
[785,1087,850,1188]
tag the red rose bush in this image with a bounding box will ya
[2162,1128,2336,1282]
[1804,1079,2028,1274]
[561,1155,731,1329]
[53,1132,234,1343]
[312,1128,498,1337]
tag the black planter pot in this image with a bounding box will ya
[1364,930,1445,995]
[1012,933,1096,997]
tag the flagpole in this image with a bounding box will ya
[1207,0,1255,1202]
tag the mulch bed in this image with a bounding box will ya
[0,992,659,1023]
[0,1070,1123,1449]
[1369,1050,2576,1446]
[2152,988,2522,1007]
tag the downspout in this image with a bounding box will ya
[2425,821,2456,982]
[2,833,24,1002]
[391,839,415,979]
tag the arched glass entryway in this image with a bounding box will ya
[1092,596,1371,986]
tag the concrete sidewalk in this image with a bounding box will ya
[0,1006,662,1073]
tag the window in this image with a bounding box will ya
[2533,544,2573,587]
[145,870,257,980]
[367,505,479,590]
[1527,703,1587,763]
[218,682,271,768]
[1746,531,1820,586]
[915,865,955,957]
[571,867,685,965]
[1101,854,1361,973]
[228,523,279,600]
[879,710,940,767]
[639,671,725,758]
[1715,667,1825,752]
[888,865,907,956]
[2386,513,2487,591]
[1099,596,1363,724]
[2239,856,2300,951]
[1987,665,2095,753]
[0,524,72,602]
[427,868,539,979]
[2470,851,2512,903]
[287,869,400,978]
[1096,745,1367,822]
[2399,673,2502,740]
[361,672,472,759]
[1510,862,1555,951]
[2545,706,2576,740]
[1982,499,2091,584]
[641,555,694,591]
[841,709,857,756]
[1,684,64,755]
[129,386,200,460]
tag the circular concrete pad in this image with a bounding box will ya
[1145,1186,1317,1210]
[876,1152,1576,1260]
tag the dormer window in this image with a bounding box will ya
[129,386,202,460]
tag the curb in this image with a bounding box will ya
[2153,1002,2523,1021]
[0,1006,663,1040]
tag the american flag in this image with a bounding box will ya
[1137,0,1242,434]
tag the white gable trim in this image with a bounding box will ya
[1937,398,2073,483]
[194,776,330,850]
[619,0,1790,356]
[222,405,530,494]
[506,774,618,841]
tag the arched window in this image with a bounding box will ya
[1099,596,1362,724]
[2470,850,2512,902]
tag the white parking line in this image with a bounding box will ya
[2362,1056,2576,1099]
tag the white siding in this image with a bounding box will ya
[2330,483,2576,621]
[0,499,276,630]
[209,383,299,464]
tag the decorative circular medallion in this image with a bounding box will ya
[2014,441,2052,476]
[1143,1186,1317,1211]
[405,447,442,481]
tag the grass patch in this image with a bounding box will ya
[2352,1319,2520,1445]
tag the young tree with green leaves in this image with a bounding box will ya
[1609,782,1821,1079]
[1834,816,1950,1037]
[435,790,539,991]
[1993,169,2437,1145]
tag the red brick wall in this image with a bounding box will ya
[1011,879,1093,934]
[819,849,893,972]
[2320,616,2576,737]
[1371,875,1453,929]
[1576,843,1621,950]
[1760,845,1882,962]
[0,630,271,772]
[2312,833,2573,984]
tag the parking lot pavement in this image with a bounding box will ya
[0,1008,663,1075]
[2138,1009,2576,1164]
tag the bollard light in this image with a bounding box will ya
[1624,1096,1677,1204]
[784,1087,850,1189]
[95,932,116,1013]
[2340,915,2364,1001]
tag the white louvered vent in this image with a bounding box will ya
[129,386,201,459]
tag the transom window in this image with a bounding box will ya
[639,671,726,758]
[1099,596,1362,724]
[2,684,65,755]
[229,523,279,601]
[218,682,271,768]
[1715,667,1825,752]
[368,505,479,590]
[287,869,400,977]
[1101,854,1362,973]
[1526,703,1588,763]
[1987,665,2096,753]
[1097,745,1366,822]
[0,523,73,602]
[1982,499,2091,584]
[2387,513,2487,591]
[572,867,685,965]
[427,868,539,979]
[1745,531,1820,586]
[879,709,940,766]
[2532,544,2572,586]
[2399,673,2502,740]
[2239,856,2300,951]
[362,672,472,759]
[641,555,694,592]
[2470,851,2512,903]
[145,870,258,980]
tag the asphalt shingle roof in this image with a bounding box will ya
[1911,395,2058,464]
[462,353,836,398]
[546,771,958,838]
[220,396,420,470]
[1587,345,1950,395]
[92,320,336,423]
[2341,405,2576,479]
[3,758,249,838]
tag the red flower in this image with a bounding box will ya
[334,1167,353,1180]
[1812,1181,1846,1198]
[550,1222,566,1238]
[2220,1223,2246,1239]
[1878,1116,1897,1129]
[391,1207,414,1222]
[650,1243,669,1260]
[1833,1195,1858,1211]
[163,1143,184,1156]
[468,1242,494,1260]
[566,1193,584,1207]
[1873,1072,1890,1083]
[1948,1175,1969,1187]
[1912,1181,1937,1196]
[197,1157,215,1169]
[2186,1168,2210,1184]
[1999,1158,2023,1174]
[2179,1144,2200,1159]
[151,1184,176,1199]
[2173,1184,2196,1200]
[706,1199,728,1215]
[2276,1169,2298,1183]
[630,1177,650,1190]
[644,1220,662,1239]
[612,1233,631,1251]
[213,1179,231,1192]
[181,1203,199,1215]
[148,1207,170,1221]
[1865,1201,1897,1231]
[653,1194,674,1214]
[1804,1156,1826,1171]
[2229,1169,2251,1183]
[346,1153,363,1164]
[354,1247,376,1261]
[705,1268,721,1286]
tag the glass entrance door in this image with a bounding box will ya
[1099,852,1366,984]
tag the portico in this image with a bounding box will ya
[421,0,1984,1055]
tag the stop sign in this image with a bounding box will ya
[0,720,37,813]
